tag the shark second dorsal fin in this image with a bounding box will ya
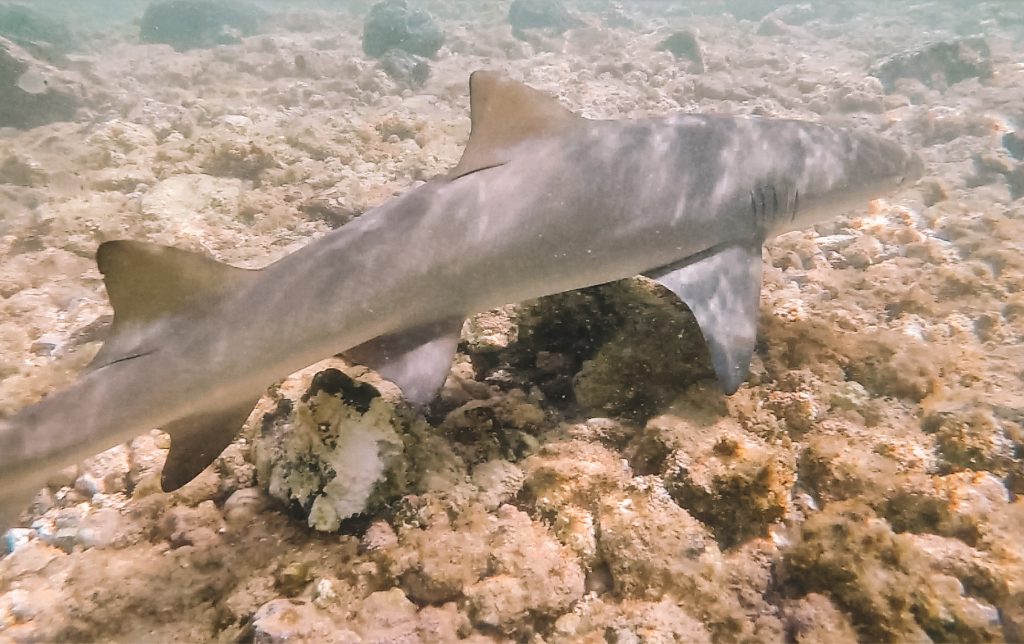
[91,240,258,369]
[448,71,586,180]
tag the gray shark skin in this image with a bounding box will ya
[0,71,923,531]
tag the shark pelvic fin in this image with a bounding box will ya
[91,241,258,369]
[645,243,763,395]
[344,316,463,406]
[160,398,259,492]
[449,71,586,180]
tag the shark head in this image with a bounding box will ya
[766,122,924,237]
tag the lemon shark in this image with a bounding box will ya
[0,71,922,531]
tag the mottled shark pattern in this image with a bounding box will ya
[0,71,923,530]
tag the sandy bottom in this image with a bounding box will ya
[1,0,1023,641]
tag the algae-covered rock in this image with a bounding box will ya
[797,430,902,504]
[0,4,75,61]
[377,49,430,87]
[595,478,771,641]
[781,593,859,644]
[440,389,545,465]
[870,38,993,92]
[628,399,795,549]
[843,330,939,401]
[140,0,264,52]
[922,403,1016,475]
[391,502,584,634]
[361,0,444,59]
[596,478,718,598]
[251,598,349,643]
[658,30,705,73]
[571,278,714,417]
[661,423,794,548]
[0,37,82,129]
[520,440,630,563]
[508,0,580,35]
[780,501,1005,642]
[552,597,712,643]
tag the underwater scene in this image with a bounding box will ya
[1,0,1023,641]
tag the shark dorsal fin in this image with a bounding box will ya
[449,71,586,180]
[90,240,258,369]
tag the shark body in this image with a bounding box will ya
[0,72,922,530]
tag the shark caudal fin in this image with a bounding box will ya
[448,70,586,180]
[645,243,764,395]
[94,240,262,491]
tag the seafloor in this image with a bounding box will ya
[1,0,1023,642]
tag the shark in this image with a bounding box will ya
[0,71,923,532]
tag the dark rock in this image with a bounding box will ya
[657,30,705,73]
[0,37,82,129]
[508,0,581,36]
[362,0,444,59]
[378,49,430,87]
[140,0,264,52]
[1003,131,1024,161]
[870,38,993,93]
[301,195,360,228]
[0,4,75,62]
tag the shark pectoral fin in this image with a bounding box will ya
[343,316,463,406]
[448,71,587,180]
[90,241,259,370]
[645,243,764,395]
[160,399,259,492]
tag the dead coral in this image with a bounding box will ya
[843,330,940,401]
[781,593,859,644]
[388,501,584,637]
[200,139,278,181]
[640,405,795,549]
[552,596,713,643]
[922,403,1016,475]
[780,501,1004,642]
[595,478,770,642]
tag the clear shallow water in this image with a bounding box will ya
[0,1,1022,641]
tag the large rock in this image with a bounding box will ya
[870,38,993,93]
[508,0,581,36]
[140,0,264,51]
[362,0,444,59]
[378,49,430,87]
[0,37,82,130]
[0,4,75,62]
[254,365,412,532]
[657,30,705,73]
